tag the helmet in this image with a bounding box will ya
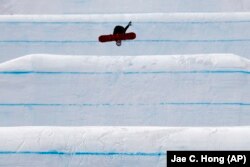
[116,40,121,46]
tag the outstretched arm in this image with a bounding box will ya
[124,21,132,32]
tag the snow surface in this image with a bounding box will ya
[1,1,250,166]
[1,13,250,63]
[1,53,250,71]
[0,0,250,14]
[0,54,249,127]
[0,126,250,167]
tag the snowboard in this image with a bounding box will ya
[99,32,136,43]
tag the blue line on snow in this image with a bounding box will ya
[1,21,250,25]
[0,70,250,75]
[0,40,96,43]
[0,102,249,107]
[136,39,250,43]
[0,39,250,44]
[0,151,166,157]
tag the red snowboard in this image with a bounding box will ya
[99,32,136,43]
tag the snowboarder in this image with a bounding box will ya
[98,21,135,45]
[113,21,132,46]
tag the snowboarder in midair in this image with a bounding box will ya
[113,21,132,46]
[98,21,135,44]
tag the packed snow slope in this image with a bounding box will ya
[1,2,250,166]
[0,127,250,167]
[0,54,249,126]
[1,0,250,14]
[1,13,250,62]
